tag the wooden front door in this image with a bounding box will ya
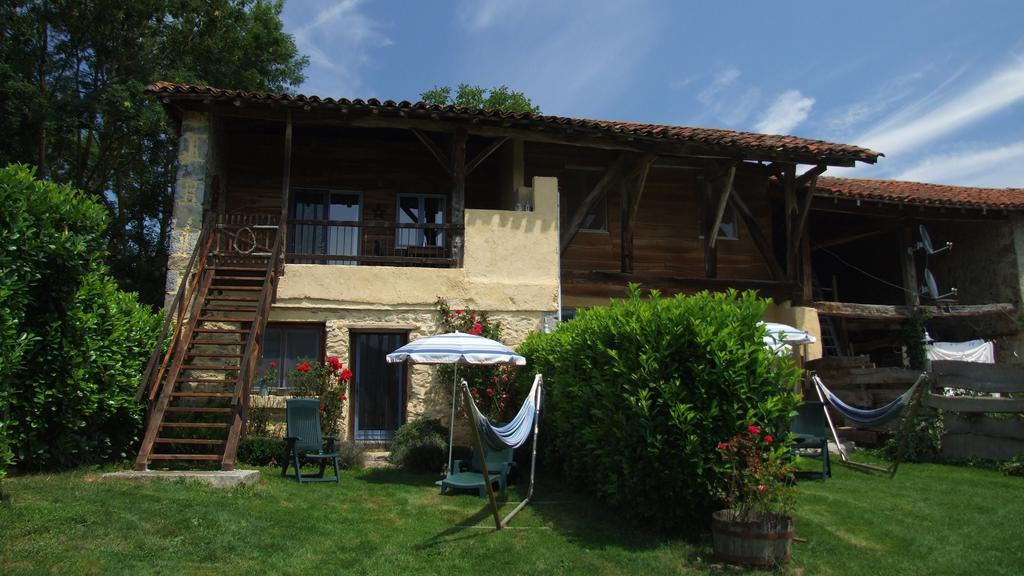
[352,332,407,441]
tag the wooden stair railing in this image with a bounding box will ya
[135,214,281,471]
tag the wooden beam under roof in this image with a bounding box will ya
[813,301,1015,320]
[561,152,637,254]
[729,191,785,280]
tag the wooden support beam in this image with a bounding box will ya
[782,165,797,280]
[620,153,656,273]
[411,128,452,175]
[702,175,717,278]
[899,224,920,307]
[465,136,509,175]
[813,300,1015,320]
[561,152,636,253]
[451,127,467,263]
[562,270,798,301]
[708,165,736,249]
[279,110,293,264]
[791,164,826,249]
[729,192,785,280]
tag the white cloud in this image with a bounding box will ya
[690,67,761,126]
[459,0,519,30]
[755,90,816,134]
[289,0,392,95]
[827,71,924,134]
[891,141,1024,187]
[855,59,1024,157]
[697,67,741,106]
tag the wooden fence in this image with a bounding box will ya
[927,360,1024,461]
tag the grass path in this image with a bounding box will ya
[0,462,1020,575]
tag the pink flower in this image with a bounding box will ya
[470,388,478,396]
[269,361,277,369]
[757,484,767,495]
[747,425,761,435]
[486,387,494,396]
[297,362,310,373]
[764,435,774,444]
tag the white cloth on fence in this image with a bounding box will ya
[926,339,994,364]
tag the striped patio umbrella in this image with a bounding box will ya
[386,332,526,475]
[759,321,817,354]
[385,332,526,366]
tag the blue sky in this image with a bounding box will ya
[280,0,1024,187]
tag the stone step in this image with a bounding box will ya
[362,450,391,469]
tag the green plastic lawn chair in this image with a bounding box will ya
[791,401,831,480]
[440,445,514,497]
[282,398,340,484]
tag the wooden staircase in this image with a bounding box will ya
[135,214,282,471]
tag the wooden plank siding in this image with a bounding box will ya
[524,142,778,300]
[223,122,503,222]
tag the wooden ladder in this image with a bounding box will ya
[135,215,282,471]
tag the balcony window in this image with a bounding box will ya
[396,194,446,248]
[290,188,361,264]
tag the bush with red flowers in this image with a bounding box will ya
[435,298,518,421]
[288,357,352,436]
[715,424,796,522]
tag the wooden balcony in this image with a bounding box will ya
[285,218,462,268]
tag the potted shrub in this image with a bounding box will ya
[712,424,796,566]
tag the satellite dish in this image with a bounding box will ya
[917,225,952,255]
[922,269,958,300]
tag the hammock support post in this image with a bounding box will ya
[813,373,927,477]
[461,381,502,530]
[499,378,542,528]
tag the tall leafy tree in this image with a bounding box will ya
[0,0,307,308]
[420,84,541,114]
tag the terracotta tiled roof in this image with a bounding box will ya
[146,81,881,165]
[816,177,1024,210]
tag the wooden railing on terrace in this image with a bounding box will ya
[286,219,463,268]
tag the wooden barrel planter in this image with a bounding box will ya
[711,509,794,566]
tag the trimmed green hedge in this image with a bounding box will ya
[517,286,801,530]
[0,165,158,470]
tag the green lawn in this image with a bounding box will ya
[0,461,1020,575]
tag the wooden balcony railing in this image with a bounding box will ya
[286,219,462,268]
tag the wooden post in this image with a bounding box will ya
[708,166,735,249]
[279,110,293,267]
[703,174,717,278]
[452,127,467,264]
[783,165,797,281]
[461,382,502,530]
[620,153,655,273]
[900,223,920,307]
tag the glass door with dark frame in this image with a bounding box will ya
[290,188,361,265]
[352,332,408,442]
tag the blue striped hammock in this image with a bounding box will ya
[465,374,543,451]
[813,374,921,427]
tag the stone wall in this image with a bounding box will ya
[165,111,213,308]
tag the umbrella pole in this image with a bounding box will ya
[446,364,458,476]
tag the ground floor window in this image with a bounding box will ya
[257,323,325,389]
